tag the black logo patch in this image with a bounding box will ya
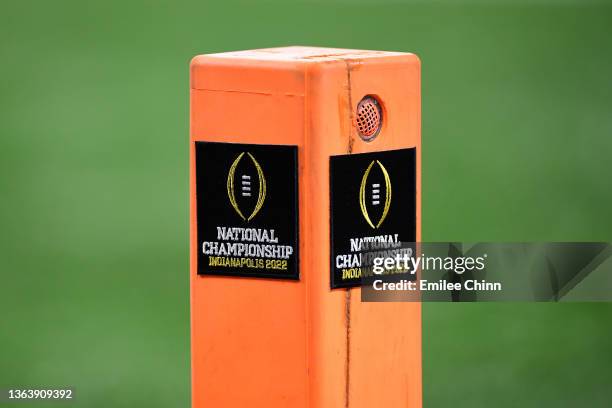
[195,141,299,280]
[330,148,416,288]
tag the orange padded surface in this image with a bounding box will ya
[190,46,421,408]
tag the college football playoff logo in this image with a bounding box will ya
[226,152,266,222]
[359,160,392,229]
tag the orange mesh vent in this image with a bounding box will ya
[356,96,382,140]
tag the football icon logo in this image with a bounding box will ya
[359,160,392,229]
[226,152,267,222]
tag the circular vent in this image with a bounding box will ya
[356,96,382,141]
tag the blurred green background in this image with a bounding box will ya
[1,0,611,407]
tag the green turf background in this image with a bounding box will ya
[1,0,612,407]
